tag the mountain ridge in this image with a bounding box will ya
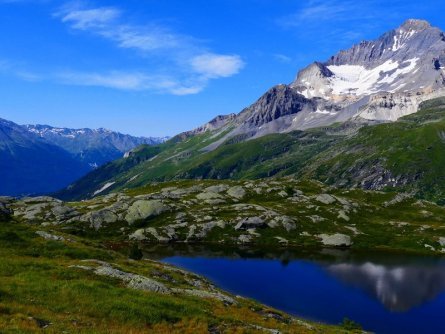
[0,117,91,196]
[188,19,445,149]
[0,118,167,196]
[24,123,168,167]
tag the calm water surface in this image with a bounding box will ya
[145,245,445,334]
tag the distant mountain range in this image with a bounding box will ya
[0,119,167,196]
[24,124,168,168]
[55,19,445,203]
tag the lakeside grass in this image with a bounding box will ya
[0,219,356,333]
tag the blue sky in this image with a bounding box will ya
[0,0,442,137]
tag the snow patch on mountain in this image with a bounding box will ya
[326,58,420,97]
[392,29,417,51]
[93,182,116,196]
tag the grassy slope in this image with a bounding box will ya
[307,97,445,203]
[0,218,353,333]
[56,129,233,200]
[56,127,344,201]
[57,97,445,204]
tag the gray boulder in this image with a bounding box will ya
[337,210,350,221]
[178,289,235,304]
[36,231,65,242]
[51,204,79,221]
[129,229,148,241]
[318,233,352,247]
[14,203,48,220]
[188,221,226,240]
[227,186,246,199]
[81,209,119,230]
[125,200,168,224]
[316,194,336,205]
[74,261,170,294]
[196,192,223,201]
[204,185,229,193]
[145,227,171,243]
[238,234,253,244]
[234,217,266,230]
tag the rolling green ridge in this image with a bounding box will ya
[57,97,445,204]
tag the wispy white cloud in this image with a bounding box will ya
[58,71,156,90]
[282,0,379,26]
[190,53,244,79]
[0,59,42,82]
[111,26,181,51]
[56,71,206,95]
[56,6,183,51]
[52,3,245,94]
[59,7,120,30]
[294,2,348,21]
[15,70,41,81]
[273,54,292,63]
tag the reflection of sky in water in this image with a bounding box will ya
[157,247,445,334]
[326,262,445,312]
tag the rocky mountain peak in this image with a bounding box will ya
[179,20,445,151]
[399,19,432,32]
[187,114,236,136]
[238,84,316,127]
[291,62,334,98]
[289,19,445,102]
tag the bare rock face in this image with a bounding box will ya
[237,85,316,127]
[292,62,334,99]
[181,114,236,138]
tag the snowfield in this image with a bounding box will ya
[327,58,419,96]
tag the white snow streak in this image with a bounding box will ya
[93,182,116,196]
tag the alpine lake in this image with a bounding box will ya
[144,244,445,334]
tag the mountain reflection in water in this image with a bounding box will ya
[326,261,445,312]
[145,244,445,333]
